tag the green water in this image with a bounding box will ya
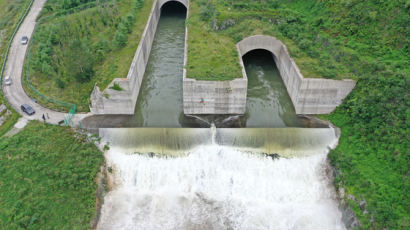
[133,5,186,127]
[244,50,302,127]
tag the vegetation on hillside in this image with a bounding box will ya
[0,0,31,66]
[0,122,104,229]
[0,0,31,135]
[0,97,20,137]
[189,0,409,228]
[26,0,154,112]
[187,0,408,81]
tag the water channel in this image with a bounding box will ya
[244,50,302,127]
[133,3,186,127]
[95,1,346,229]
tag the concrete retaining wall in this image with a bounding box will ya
[182,6,247,115]
[183,77,248,114]
[90,0,188,114]
[237,35,356,114]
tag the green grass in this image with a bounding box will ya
[0,0,32,68]
[25,0,154,112]
[186,0,408,81]
[0,121,104,229]
[0,0,31,135]
[186,3,242,80]
[0,96,20,137]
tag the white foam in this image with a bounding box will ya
[98,146,345,230]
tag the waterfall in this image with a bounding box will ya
[99,127,338,157]
[97,127,346,230]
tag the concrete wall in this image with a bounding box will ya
[90,0,188,114]
[182,31,248,114]
[182,5,247,115]
[237,35,356,114]
[183,77,248,114]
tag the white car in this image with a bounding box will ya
[4,75,12,85]
[21,36,28,45]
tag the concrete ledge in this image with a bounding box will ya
[182,2,247,115]
[183,77,248,114]
[182,35,248,114]
[237,35,356,114]
[90,0,188,115]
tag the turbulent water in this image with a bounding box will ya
[98,145,346,230]
[244,50,302,127]
[97,3,345,229]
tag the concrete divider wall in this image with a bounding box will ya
[236,35,356,114]
[183,77,248,114]
[182,4,247,115]
[90,0,188,114]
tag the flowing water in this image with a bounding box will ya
[99,127,338,157]
[98,127,346,230]
[96,3,345,229]
[133,4,186,127]
[244,50,302,127]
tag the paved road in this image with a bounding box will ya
[2,0,90,126]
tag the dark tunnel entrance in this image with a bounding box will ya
[161,1,187,16]
[132,0,187,127]
[242,49,303,127]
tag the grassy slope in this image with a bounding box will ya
[0,122,104,229]
[0,0,31,136]
[187,0,408,81]
[292,1,408,229]
[25,0,154,112]
[0,0,32,65]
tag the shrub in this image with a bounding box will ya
[110,82,124,91]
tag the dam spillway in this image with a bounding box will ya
[97,127,346,230]
[99,127,338,157]
[94,1,346,229]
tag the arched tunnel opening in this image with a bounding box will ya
[161,1,187,17]
[132,0,187,127]
[242,49,302,127]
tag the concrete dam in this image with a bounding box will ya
[90,1,350,229]
[89,0,355,117]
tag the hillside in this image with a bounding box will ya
[0,0,32,136]
[186,0,408,80]
[25,0,153,112]
[0,122,103,229]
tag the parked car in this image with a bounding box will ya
[21,36,29,45]
[21,104,35,115]
[4,75,12,85]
